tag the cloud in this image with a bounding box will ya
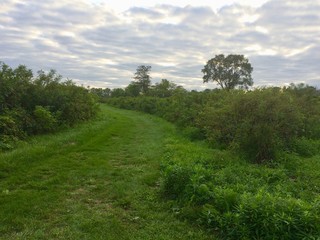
[0,0,319,89]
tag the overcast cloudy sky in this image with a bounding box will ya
[1,0,319,89]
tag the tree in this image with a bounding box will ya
[151,79,177,97]
[0,62,33,112]
[0,61,98,149]
[202,54,253,90]
[133,65,151,94]
[90,88,111,99]
[111,88,126,97]
[125,82,141,97]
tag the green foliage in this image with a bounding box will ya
[161,164,193,200]
[0,62,33,112]
[181,126,205,141]
[0,113,24,138]
[286,83,320,139]
[149,79,178,98]
[90,87,111,99]
[92,78,180,102]
[199,89,308,162]
[291,138,320,157]
[33,106,57,134]
[106,96,152,120]
[238,193,319,239]
[110,88,126,97]
[202,192,320,239]
[0,108,32,150]
[202,54,253,90]
[58,82,98,125]
[0,115,21,150]
[160,137,320,239]
[133,65,152,94]
[125,82,141,97]
[0,62,98,149]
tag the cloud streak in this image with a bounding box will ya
[0,0,319,89]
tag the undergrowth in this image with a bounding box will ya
[160,138,320,239]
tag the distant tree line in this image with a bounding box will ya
[91,78,185,99]
[92,54,254,99]
[0,62,98,150]
[91,65,185,99]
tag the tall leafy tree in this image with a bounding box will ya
[125,82,141,97]
[151,79,177,97]
[111,88,126,97]
[0,62,34,112]
[133,65,151,94]
[90,88,111,99]
[202,54,253,90]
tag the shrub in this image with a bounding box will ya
[161,164,192,200]
[198,89,306,163]
[32,106,57,134]
[291,137,320,157]
[0,114,24,150]
[0,62,99,148]
[181,126,205,141]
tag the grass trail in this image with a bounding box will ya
[0,105,213,240]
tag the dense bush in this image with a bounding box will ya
[0,62,98,150]
[198,89,308,162]
[291,138,320,157]
[0,114,24,149]
[32,106,57,134]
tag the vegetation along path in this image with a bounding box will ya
[0,105,213,240]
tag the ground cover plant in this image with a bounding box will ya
[160,138,320,239]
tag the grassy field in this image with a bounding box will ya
[0,105,213,240]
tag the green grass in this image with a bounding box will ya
[0,105,214,240]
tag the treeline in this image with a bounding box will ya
[91,79,184,98]
[0,62,98,150]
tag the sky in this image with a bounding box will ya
[1,0,319,90]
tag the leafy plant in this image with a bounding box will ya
[160,136,320,239]
[32,106,57,134]
[0,62,98,149]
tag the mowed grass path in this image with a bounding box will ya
[0,105,213,240]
